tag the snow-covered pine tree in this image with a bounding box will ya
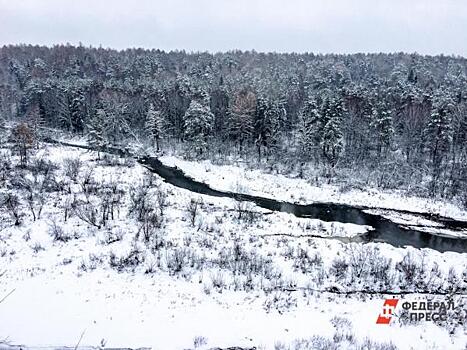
[425,92,454,195]
[320,96,344,168]
[426,94,453,166]
[371,99,394,157]
[183,100,214,156]
[87,107,107,157]
[103,102,132,145]
[262,100,283,158]
[57,83,73,132]
[297,97,321,160]
[69,85,86,133]
[145,103,164,151]
[254,97,282,160]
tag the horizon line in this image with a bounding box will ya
[1,42,466,60]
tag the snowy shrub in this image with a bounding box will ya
[293,248,323,274]
[281,242,295,260]
[359,338,398,350]
[148,230,166,253]
[144,258,159,274]
[79,254,103,272]
[1,192,23,225]
[63,157,82,181]
[367,253,393,288]
[217,243,274,278]
[165,247,189,275]
[29,157,58,177]
[263,291,297,313]
[129,182,152,221]
[155,187,168,217]
[446,267,460,293]
[234,199,257,223]
[0,149,12,174]
[139,211,162,243]
[426,262,443,292]
[395,251,425,290]
[330,256,348,281]
[74,201,101,229]
[109,248,145,272]
[210,270,226,290]
[199,233,215,249]
[22,230,31,242]
[100,154,121,167]
[101,229,124,245]
[79,167,98,195]
[40,170,63,193]
[186,197,202,227]
[330,316,354,343]
[276,335,397,350]
[202,281,212,295]
[48,220,70,242]
[193,335,208,348]
[347,244,373,279]
[31,241,45,253]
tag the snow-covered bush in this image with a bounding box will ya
[63,157,82,181]
[109,248,145,272]
[293,247,323,274]
[186,197,202,227]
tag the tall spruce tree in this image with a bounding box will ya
[371,99,394,157]
[183,100,214,156]
[87,107,107,156]
[320,96,344,168]
[145,103,164,151]
[297,97,321,160]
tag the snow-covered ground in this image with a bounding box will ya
[159,156,467,221]
[2,270,465,350]
[1,143,466,350]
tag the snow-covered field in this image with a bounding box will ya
[1,142,466,350]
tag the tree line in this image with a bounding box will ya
[0,45,466,204]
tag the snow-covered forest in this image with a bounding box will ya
[1,45,466,204]
[0,45,466,350]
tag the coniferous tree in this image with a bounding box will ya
[254,97,283,160]
[69,85,86,133]
[145,103,164,151]
[425,93,454,195]
[87,107,107,156]
[320,96,344,168]
[183,100,214,156]
[371,99,394,157]
[297,97,321,160]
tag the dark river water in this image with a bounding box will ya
[138,156,467,253]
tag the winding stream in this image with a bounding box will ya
[138,156,467,253]
[43,138,467,253]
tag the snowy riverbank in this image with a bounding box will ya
[159,156,467,222]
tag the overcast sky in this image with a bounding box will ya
[0,0,466,56]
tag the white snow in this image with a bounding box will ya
[0,143,466,350]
